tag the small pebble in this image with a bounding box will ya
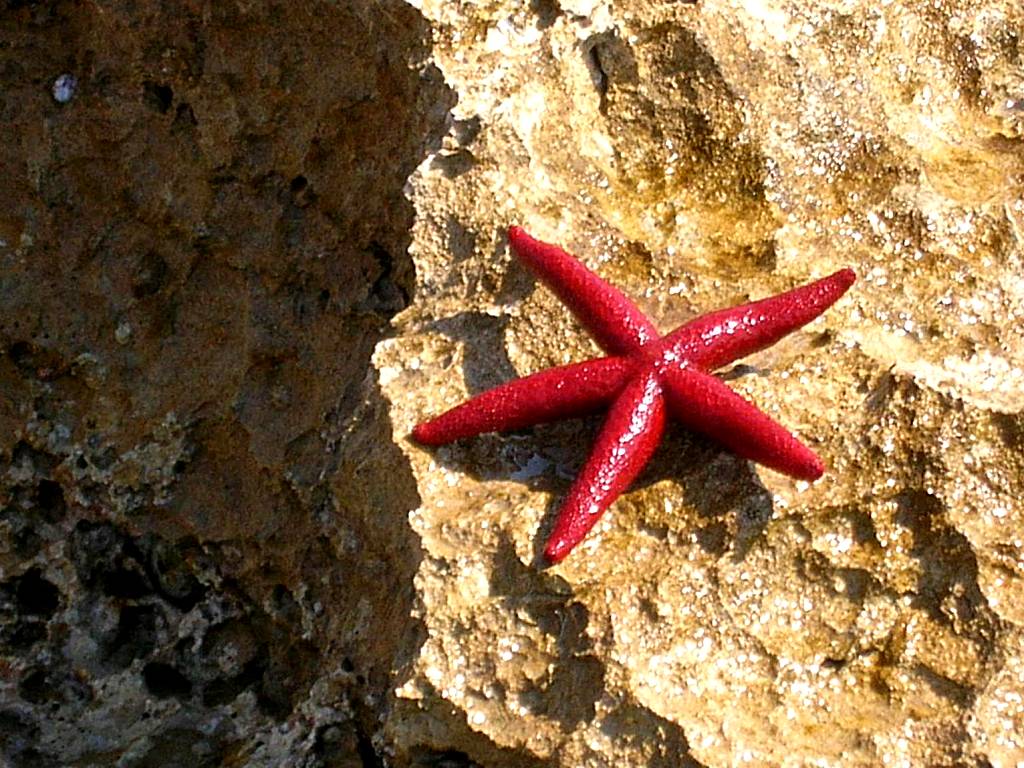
[52,73,77,104]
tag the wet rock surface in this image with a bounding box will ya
[3,0,1024,766]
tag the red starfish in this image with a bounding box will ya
[413,227,855,563]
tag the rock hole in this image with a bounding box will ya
[143,661,193,699]
[35,480,65,522]
[145,537,205,610]
[103,603,160,668]
[15,569,60,616]
[528,0,560,28]
[142,81,173,113]
[17,668,52,705]
[356,726,384,768]
[71,520,152,599]
[365,241,408,314]
[131,251,169,298]
[8,341,31,366]
[5,620,46,649]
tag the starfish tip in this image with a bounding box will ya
[800,456,826,481]
[543,536,572,564]
[507,225,528,243]
[410,422,438,445]
[835,267,857,290]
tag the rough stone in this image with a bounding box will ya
[1,1,449,766]
[377,0,1024,766]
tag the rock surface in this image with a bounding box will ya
[379,0,1024,766]
[2,0,1024,766]
[1,1,451,765]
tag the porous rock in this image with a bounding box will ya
[1,1,449,766]
[378,0,1024,766]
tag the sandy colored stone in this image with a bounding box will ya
[377,0,1024,766]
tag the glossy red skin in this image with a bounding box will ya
[544,369,665,564]
[413,226,856,563]
[411,357,636,444]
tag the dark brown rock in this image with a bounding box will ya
[0,1,450,765]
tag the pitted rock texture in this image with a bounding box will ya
[377,0,1024,767]
[1,1,450,766]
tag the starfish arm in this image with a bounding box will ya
[661,368,825,481]
[657,268,856,371]
[544,369,666,563]
[508,226,658,356]
[412,356,634,445]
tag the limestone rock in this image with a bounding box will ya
[378,0,1024,766]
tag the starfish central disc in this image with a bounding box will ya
[413,226,855,563]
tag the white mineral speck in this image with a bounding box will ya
[53,73,78,103]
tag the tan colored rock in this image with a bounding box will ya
[380,0,1024,765]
